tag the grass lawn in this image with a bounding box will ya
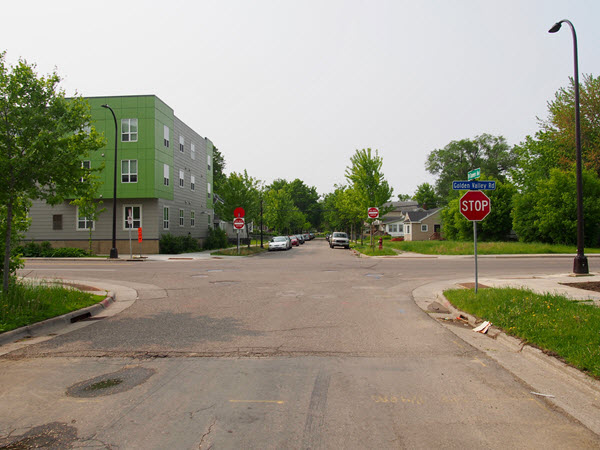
[211,247,267,256]
[388,240,600,255]
[0,281,106,333]
[444,287,600,379]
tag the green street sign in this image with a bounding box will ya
[468,168,481,181]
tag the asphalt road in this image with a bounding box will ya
[1,241,598,448]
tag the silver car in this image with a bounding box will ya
[268,236,291,251]
[329,232,350,249]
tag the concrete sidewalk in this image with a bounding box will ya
[413,272,600,436]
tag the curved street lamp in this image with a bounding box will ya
[101,104,119,259]
[548,20,589,274]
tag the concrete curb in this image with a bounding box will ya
[0,291,115,346]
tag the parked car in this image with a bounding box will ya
[330,232,350,249]
[268,236,291,251]
[309,232,315,240]
[296,234,305,244]
[289,236,299,246]
[303,233,310,241]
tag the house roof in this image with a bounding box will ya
[383,201,423,213]
[404,207,442,223]
[381,216,406,224]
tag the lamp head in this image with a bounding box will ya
[101,104,110,109]
[549,22,562,33]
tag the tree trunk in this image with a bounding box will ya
[2,198,13,292]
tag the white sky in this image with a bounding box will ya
[2,0,600,198]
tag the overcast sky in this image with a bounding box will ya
[2,1,600,198]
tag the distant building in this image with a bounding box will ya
[403,208,443,241]
[24,95,214,254]
[379,201,425,237]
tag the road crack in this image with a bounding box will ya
[198,419,216,449]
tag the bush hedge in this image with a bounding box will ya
[159,233,201,254]
[14,242,89,257]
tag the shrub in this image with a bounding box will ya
[49,247,89,257]
[159,233,201,254]
[203,227,228,250]
[391,237,404,242]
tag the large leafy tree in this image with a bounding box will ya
[0,54,104,290]
[214,170,261,237]
[345,148,394,218]
[512,168,600,246]
[266,178,321,230]
[212,147,226,195]
[264,188,295,234]
[412,182,440,209]
[426,134,516,200]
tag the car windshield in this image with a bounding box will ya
[333,232,347,238]
[273,236,287,242]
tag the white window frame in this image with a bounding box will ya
[190,175,195,191]
[163,164,170,186]
[123,205,142,230]
[179,209,184,227]
[121,118,138,142]
[207,182,211,195]
[421,224,428,233]
[163,206,169,230]
[76,206,95,231]
[191,143,195,160]
[164,125,170,147]
[121,159,138,183]
[179,135,184,153]
[207,154,211,171]
[190,210,195,227]
[179,170,184,188]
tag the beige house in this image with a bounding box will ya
[403,208,443,241]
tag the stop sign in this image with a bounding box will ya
[368,207,379,219]
[234,207,245,218]
[460,191,491,221]
[233,218,245,229]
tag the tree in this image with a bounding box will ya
[345,148,393,243]
[0,54,104,291]
[69,164,106,255]
[264,188,295,234]
[412,182,440,209]
[512,168,600,246]
[425,134,516,200]
[214,170,261,240]
[212,147,226,195]
[397,193,412,201]
[541,74,600,176]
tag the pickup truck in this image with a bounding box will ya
[329,232,350,249]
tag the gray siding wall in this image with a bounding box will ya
[157,117,210,239]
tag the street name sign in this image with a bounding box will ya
[468,168,481,180]
[452,180,496,191]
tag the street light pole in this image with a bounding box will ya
[101,104,119,259]
[549,19,589,274]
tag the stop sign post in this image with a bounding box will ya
[233,217,245,255]
[460,191,491,294]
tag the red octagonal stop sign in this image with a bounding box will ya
[460,191,491,221]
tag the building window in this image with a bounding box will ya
[179,136,184,153]
[399,224,404,233]
[207,154,211,171]
[121,160,138,183]
[121,119,138,142]
[190,175,195,191]
[191,210,195,227]
[76,207,94,231]
[163,207,169,229]
[124,205,141,229]
[406,225,410,234]
[191,143,195,160]
[179,170,184,188]
[81,160,90,182]
[207,182,211,197]
[164,125,170,147]
[163,164,170,186]
[421,224,428,232]
[179,209,184,227]
[52,215,63,230]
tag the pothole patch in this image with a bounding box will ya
[0,422,78,449]
[66,367,155,398]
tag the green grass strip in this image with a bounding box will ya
[0,281,106,333]
[444,287,600,378]
[389,240,600,255]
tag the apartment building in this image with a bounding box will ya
[24,95,214,254]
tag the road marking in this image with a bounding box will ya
[229,400,285,404]
[452,340,465,348]
[472,357,487,367]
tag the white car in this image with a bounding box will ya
[268,236,291,251]
[330,232,350,249]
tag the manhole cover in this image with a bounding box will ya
[67,367,154,398]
